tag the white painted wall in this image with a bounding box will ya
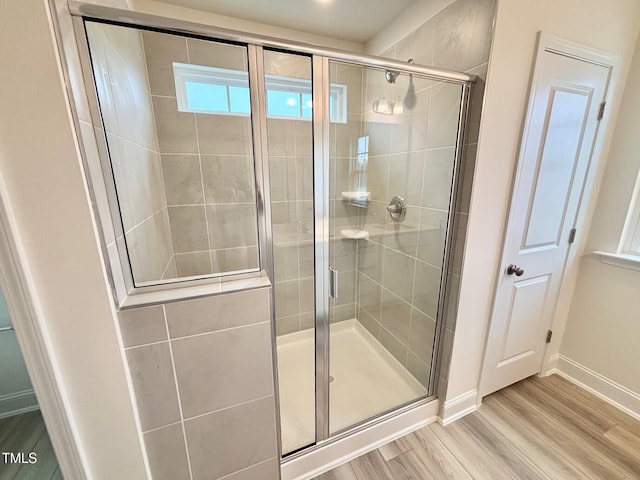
[559,33,640,395]
[452,0,640,403]
[0,1,147,478]
[128,0,364,52]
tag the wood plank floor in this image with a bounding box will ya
[0,410,61,480]
[316,375,640,480]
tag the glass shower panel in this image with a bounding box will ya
[264,50,316,455]
[327,60,463,434]
[85,22,260,286]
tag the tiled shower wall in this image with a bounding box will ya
[87,23,174,283]
[372,0,496,394]
[118,288,279,480]
[350,0,496,389]
[141,31,259,278]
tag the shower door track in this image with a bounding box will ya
[69,1,475,468]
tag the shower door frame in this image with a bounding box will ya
[310,58,473,449]
[68,0,475,461]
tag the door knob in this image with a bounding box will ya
[506,264,524,276]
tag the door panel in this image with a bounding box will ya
[481,42,611,397]
[500,275,550,362]
[524,88,591,249]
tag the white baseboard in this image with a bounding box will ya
[554,355,640,421]
[439,389,478,426]
[0,389,39,419]
[280,400,438,480]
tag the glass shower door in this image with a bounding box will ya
[326,60,464,434]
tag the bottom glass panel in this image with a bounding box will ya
[265,49,316,455]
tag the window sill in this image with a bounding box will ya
[592,251,640,272]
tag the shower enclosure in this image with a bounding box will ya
[78,10,472,463]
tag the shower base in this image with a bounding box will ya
[277,319,427,455]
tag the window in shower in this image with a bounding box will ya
[84,22,261,287]
[173,62,347,122]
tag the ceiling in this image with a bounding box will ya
[152,0,417,43]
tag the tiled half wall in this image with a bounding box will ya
[118,288,279,480]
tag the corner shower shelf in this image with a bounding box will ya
[340,229,370,240]
[341,191,371,203]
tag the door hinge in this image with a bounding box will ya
[546,330,553,344]
[568,228,577,244]
[597,101,606,121]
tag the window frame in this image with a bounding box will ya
[173,62,347,123]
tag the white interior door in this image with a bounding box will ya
[480,37,611,397]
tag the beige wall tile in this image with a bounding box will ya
[382,249,416,304]
[126,343,180,431]
[172,322,273,418]
[130,147,166,224]
[274,280,300,318]
[153,96,198,154]
[184,396,277,480]
[264,50,296,77]
[276,314,300,336]
[434,0,495,72]
[416,207,448,267]
[409,308,436,364]
[219,458,279,480]
[196,114,253,155]
[118,305,167,348]
[358,306,381,339]
[420,147,455,209]
[380,289,411,344]
[168,205,209,253]
[427,83,463,149]
[211,246,259,273]
[274,243,299,282]
[143,423,190,480]
[267,119,296,156]
[383,206,420,257]
[357,273,382,320]
[165,288,270,338]
[269,156,298,202]
[379,326,408,365]
[412,260,441,319]
[187,38,247,71]
[141,31,188,97]
[175,251,212,277]
[388,151,427,207]
[365,155,390,202]
[161,155,204,205]
[201,155,255,203]
[206,204,258,250]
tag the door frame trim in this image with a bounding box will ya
[478,32,619,400]
[0,175,88,478]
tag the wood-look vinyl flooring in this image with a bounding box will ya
[0,410,61,480]
[316,374,640,480]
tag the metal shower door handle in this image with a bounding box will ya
[329,267,338,299]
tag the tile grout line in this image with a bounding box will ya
[125,319,271,350]
[163,302,194,480]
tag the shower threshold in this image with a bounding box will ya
[276,319,427,455]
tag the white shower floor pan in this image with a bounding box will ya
[276,319,427,455]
